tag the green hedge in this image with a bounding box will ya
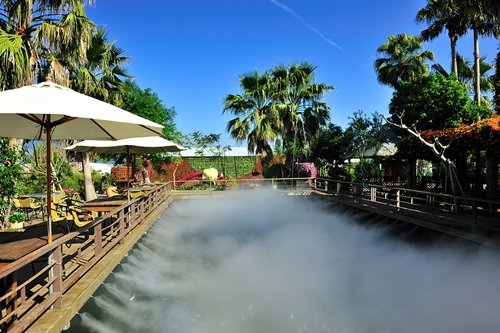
[187,156,255,179]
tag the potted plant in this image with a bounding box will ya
[9,211,26,229]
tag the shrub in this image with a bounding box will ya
[9,212,26,222]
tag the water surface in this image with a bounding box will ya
[67,190,500,332]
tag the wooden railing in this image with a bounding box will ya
[314,178,500,232]
[0,183,172,332]
[1,177,497,331]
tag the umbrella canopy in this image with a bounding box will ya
[65,136,186,197]
[65,136,186,154]
[0,80,164,243]
[0,81,163,140]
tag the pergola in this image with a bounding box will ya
[396,116,499,200]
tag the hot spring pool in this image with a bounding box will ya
[66,190,500,333]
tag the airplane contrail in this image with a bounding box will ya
[269,0,343,51]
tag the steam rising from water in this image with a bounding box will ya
[69,190,500,332]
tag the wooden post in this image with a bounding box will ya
[486,149,499,213]
[119,209,126,245]
[4,271,18,327]
[52,246,63,309]
[94,223,102,255]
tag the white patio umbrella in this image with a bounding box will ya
[65,136,186,154]
[0,79,164,243]
[65,136,186,192]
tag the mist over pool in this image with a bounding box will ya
[68,190,500,333]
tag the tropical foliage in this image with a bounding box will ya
[121,80,181,141]
[309,123,346,177]
[270,63,333,162]
[224,70,277,157]
[389,73,491,130]
[494,48,500,113]
[375,33,434,88]
[416,0,500,105]
[69,27,130,105]
[0,0,94,89]
[0,138,22,229]
[224,62,333,163]
[416,0,468,75]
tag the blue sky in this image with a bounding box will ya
[86,1,498,146]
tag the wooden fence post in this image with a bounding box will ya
[52,246,63,309]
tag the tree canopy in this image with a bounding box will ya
[0,0,94,89]
[224,62,333,162]
[375,33,434,88]
[389,73,491,130]
[121,80,181,141]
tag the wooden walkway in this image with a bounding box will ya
[1,181,498,332]
[0,184,173,333]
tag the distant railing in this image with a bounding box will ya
[172,177,314,191]
[314,178,500,232]
[0,183,172,333]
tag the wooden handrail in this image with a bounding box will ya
[1,184,172,332]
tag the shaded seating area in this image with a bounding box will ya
[12,197,44,223]
[51,202,98,234]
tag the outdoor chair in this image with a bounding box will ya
[51,203,96,248]
[64,192,85,207]
[106,186,121,198]
[51,203,74,233]
[129,190,145,200]
[52,190,67,204]
[14,197,43,222]
[69,206,96,229]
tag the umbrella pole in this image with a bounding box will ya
[127,147,130,190]
[127,147,130,201]
[46,129,53,244]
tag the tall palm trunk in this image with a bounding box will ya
[494,45,500,114]
[82,152,97,201]
[450,34,458,76]
[473,26,482,105]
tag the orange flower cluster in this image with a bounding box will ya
[398,116,500,158]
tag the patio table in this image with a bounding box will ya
[0,228,64,321]
[79,197,128,216]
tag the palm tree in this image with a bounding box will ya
[0,0,95,153]
[223,70,279,158]
[416,0,468,75]
[67,28,131,200]
[484,0,500,19]
[69,27,130,104]
[0,0,94,90]
[456,0,499,105]
[494,47,500,114]
[458,55,494,102]
[433,55,494,106]
[375,33,435,89]
[478,0,500,111]
[270,62,333,162]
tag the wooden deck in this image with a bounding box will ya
[0,184,173,333]
[1,180,498,332]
